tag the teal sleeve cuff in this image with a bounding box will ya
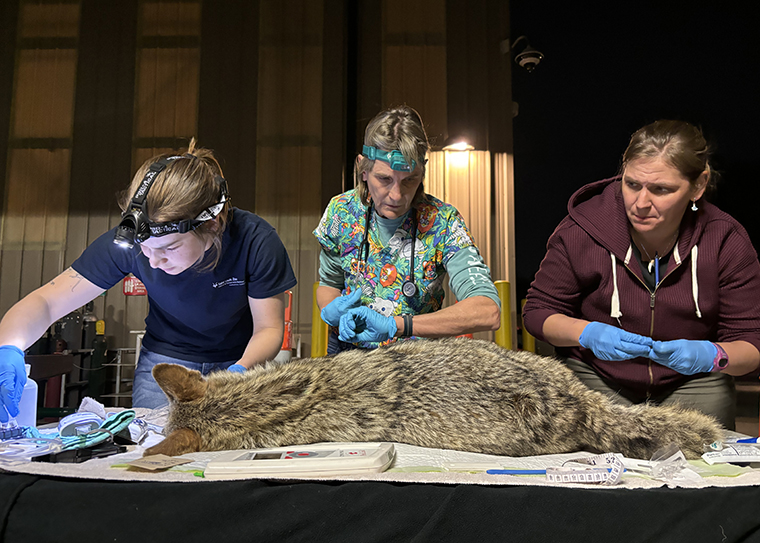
[445,247,501,308]
[318,249,346,290]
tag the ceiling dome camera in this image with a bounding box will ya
[515,46,544,72]
[504,36,544,73]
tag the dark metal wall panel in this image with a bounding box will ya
[69,0,138,218]
[445,0,512,153]
[446,0,497,152]
[198,0,260,212]
[354,0,382,156]
[485,0,512,154]
[343,0,358,190]
[381,0,447,145]
[320,0,347,209]
[0,0,19,216]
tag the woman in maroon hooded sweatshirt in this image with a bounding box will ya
[523,120,760,429]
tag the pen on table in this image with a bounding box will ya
[736,437,760,444]
[486,469,546,475]
[486,467,622,475]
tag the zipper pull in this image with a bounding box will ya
[650,291,655,309]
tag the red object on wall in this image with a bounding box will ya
[284,290,293,321]
[281,321,293,351]
[123,276,147,296]
[281,291,294,351]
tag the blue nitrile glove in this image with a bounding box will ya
[338,306,398,343]
[227,364,247,373]
[0,345,27,423]
[649,339,717,375]
[321,289,363,327]
[578,322,653,361]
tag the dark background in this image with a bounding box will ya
[510,1,760,300]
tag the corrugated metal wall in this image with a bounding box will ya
[1,1,79,320]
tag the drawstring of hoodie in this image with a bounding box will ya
[690,245,701,318]
[608,242,702,322]
[610,253,623,322]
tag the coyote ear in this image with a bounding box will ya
[152,363,208,402]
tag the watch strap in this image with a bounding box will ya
[401,314,413,338]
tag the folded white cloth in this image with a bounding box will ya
[77,397,108,420]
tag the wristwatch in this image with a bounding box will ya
[400,314,414,338]
[711,343,729,372]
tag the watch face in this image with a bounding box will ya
[714,344,729,371]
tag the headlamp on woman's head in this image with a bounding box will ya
[113,155,229,249]
[362,145,418,172]
[145,187,227,238]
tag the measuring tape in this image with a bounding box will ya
[546,453,624,485]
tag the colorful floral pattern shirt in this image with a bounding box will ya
[314,189,480,348]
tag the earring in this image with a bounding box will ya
[691,199,698,211]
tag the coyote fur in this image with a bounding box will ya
[145,338,722,459]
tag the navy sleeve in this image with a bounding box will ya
[246,228,297,299]
[70,227,136,290]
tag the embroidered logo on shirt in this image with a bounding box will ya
[212,277,245,288]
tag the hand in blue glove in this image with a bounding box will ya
[321,289,363,327]
[227,364,247,374]
[649,340,717,375]
[578,322,653,361]
[0,345,27,423]
[338,307,398,344]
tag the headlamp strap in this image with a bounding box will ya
[145,173,229,237]
[130,155,184,209]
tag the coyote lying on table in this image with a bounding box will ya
[145,338,722,459]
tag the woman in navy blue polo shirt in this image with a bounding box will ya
[0,140,296,414]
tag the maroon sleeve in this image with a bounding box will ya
[522,218,588,342]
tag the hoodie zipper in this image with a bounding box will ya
[623,259,680,397]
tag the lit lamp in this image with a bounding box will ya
[428,137,491,272]
[442,138,475,169]
[443,140,473,151]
